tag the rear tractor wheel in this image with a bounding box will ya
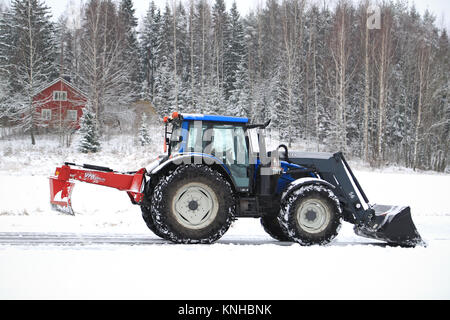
[141,206,169,239]
[151,164,236,244]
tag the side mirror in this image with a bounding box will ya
[277,144,289,162]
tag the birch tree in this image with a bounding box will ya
[79,0,135,131]
[374,5,394,164]
[328,1,352,152]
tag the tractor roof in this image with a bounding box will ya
[178,113,249,123]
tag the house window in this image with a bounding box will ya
[41,109,51,120]
[66,110,78,121]
[53,91,67,101]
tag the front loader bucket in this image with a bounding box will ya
[354,205,425,247]
[49,176,75,215]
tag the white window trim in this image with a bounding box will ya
[53,91,67,101]
[66,110,78,121]
[41,109,51,120]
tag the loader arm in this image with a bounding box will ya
[284,152,369,223]
[285,152,424,246]
[49,163,146,215]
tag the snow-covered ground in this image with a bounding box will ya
[0,135,449,299]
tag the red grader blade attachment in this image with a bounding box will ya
[49,177,75,215]
[49,163,146,215]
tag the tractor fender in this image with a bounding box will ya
[281,177,336,202]
[150,153,237,190]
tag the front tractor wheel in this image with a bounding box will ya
[151,165,236,244]
[260,214,291,242]
[278,184,342,245]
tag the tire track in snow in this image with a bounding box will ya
[0,232,408,247]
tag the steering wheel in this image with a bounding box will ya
[277,144,289,162]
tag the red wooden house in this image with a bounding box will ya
[33,77,88,130]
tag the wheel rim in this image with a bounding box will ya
[296,198,331,234]
[172,182,218,230]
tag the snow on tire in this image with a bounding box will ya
[150,164,236,244]
[278,184,342,245]
[260,214,291,242]
[141,206,169,239]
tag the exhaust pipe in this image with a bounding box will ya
[354,205,425,247]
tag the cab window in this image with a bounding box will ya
[187,121,249,189]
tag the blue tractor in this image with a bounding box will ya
[140,112,423,246]
[50,112,423,247]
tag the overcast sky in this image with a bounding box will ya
[2,0,450,31]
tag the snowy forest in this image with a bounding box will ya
[0,0,449,172]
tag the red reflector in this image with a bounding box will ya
[163,116,169,123]
[172,111,179,119]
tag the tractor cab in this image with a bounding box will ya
[163,112,281,195]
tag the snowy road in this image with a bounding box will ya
[1,168,449,299]
[0,232,285,246]
[0,232,172,246]
[1,221,450,300]
[0,231,391,246]
[1,217,450,299]
[0,213,449,247]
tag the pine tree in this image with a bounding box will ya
[229,60,251,117]
[138,113,151,146]
[212,0,228,102]
[0,7,10,105]
[118,0,140,96]
[432,29,450,171]
[140,1,161,101]
[175,2,190,112]
[153,62,172,114]
[205,79,226,114]
[78,105,100,153]
[271,68,289,142]
[160,3,174,69]
[0,0,58,144]
[224,1,245,99]
[192,0,213,114]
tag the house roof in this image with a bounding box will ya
[33,77,88,99]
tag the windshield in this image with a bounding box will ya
[186,123,247,162]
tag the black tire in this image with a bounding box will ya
[260,214,291,241]
[278,184,342,245]
[151,164,236,244]
[141,206,169,239]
